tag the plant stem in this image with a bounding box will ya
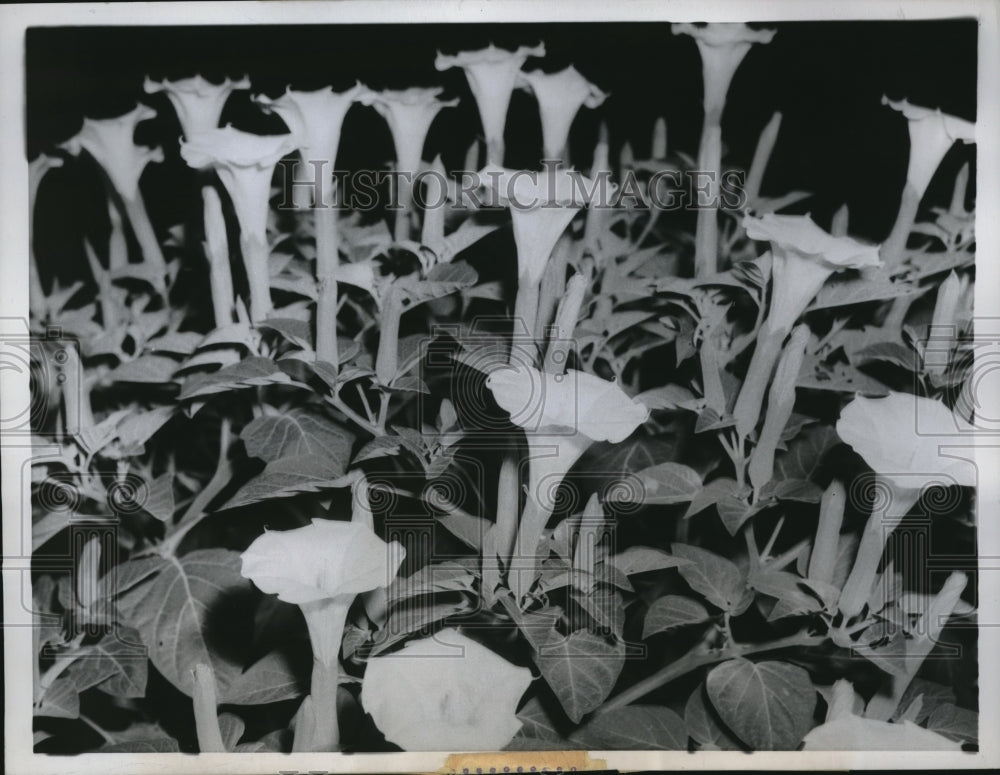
[375,288,404,386]
[880,183,921,267]
[315,203,340,367]
[693,121,722,278]
[594,631,828,716]
[485,136,504,167]
[122,194,167,292]
[191,663,226,752]
[511,280,540,365]
[394,174,413,243]
[239,233,273,323]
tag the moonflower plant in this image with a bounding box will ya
[435,43,546,165]
[880,96,976,265]
[673,22,776,277]
[144,73,251,138]
[835,392,976,618]
[732,213,881,438]
[517,65,608,162]
[361,628,532,751]
[479,163,602,354]
[241,519,406,751]
[487,363,648,601]
[359,87,458,241]
[59,104,167,288]
[255,83,366,364]
[180,126,297,321]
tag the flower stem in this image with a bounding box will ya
[693,121,722,278]
[122,194,167,291]
[305,657,341,751]
[394,174,413,243]
[485,136,504,167]
[838,484,920,618]
[191,663,225,752]
[511,280,540,365]
[375,288,404,386]
[202,187,234,328]
[315,204,340,367]
[731,321,785,440]
[881,183,921,267]
[239,233,273,323]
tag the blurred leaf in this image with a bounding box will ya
[240,408,353,464]
[108,355,177,384]
[143,473,175,522]
[179,357,292,400]
[893,679,956,724]
[750,570,824,621]
[643,595,711,637]
[218,712,245,751]
[98,738,181,753]
[35,676,79,719]
[146,331,203,355]
[572,705,687,749]
[706,658,816,750]
[925,703,978,743]
[851,341,918,370]
[396,262,478,306]
[673,544,750,613]
[223,455,353,510]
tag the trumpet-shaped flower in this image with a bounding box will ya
[733,215,880,437]
[672,23,776,120]
[745,213,882,336]
[488,363,646,598]
[436,43,546,164]
[242,518,405,751]
[836,392,976,492]
[802,715,961,751]
[180,126,296,244]
[255,83,365,173]
[144,74,250,138]
[882,96,976,199]
[517,65,608,160]
[479,163,603,287]
[59,104,163,202]
[241,518,405,607]
[361,628,532,751]
[836,392,975,618]
[359,87,458,176]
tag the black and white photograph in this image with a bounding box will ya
[2,1,999,771]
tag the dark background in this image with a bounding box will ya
[26,20,977,283]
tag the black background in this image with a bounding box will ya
[26,20,977,280]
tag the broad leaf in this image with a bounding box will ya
[609,546,689,576]
[240,408,353,464]
[117,549,258,703]
[572,705,687,749]
[223,455,354,510]
[533,631,626,723]
[684,683,741,750]
[672,544,750,613]
[67,627,148,697]
[643,595,711,637]
[628,461,702,505]
[774,425,840,482]
[179,357,292,400]
[706,658,816,750]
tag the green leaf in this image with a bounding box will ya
[533,631,626,723]
[240,408,353,464]
[809,269,921,310]
[851,341,918,370]
[143,473,175,522]
[685,683,741,750]
[396,262,478,306]
[635,384,698,411]
[146,331,204,355]
[218,712,246,751]
[609,546,689,576]
[925,703,978,743]
[99,738,181,753]
[223,650,304,705]
[684,478,750,519]
[179,357,292,400]
[572,705,687,749]
[750,570,825,621]
[67,628,148,698]
[774,425,840,482]
[706,658,816,750]
[514,696,564,742]
[223,455,353,510]
[643,595,711,637]
[108,355,177,384]
[35,676,79,719]
[258,317,313,350]
[117,549,259,703]
[629,461,702,505]
[672,544,750,613]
